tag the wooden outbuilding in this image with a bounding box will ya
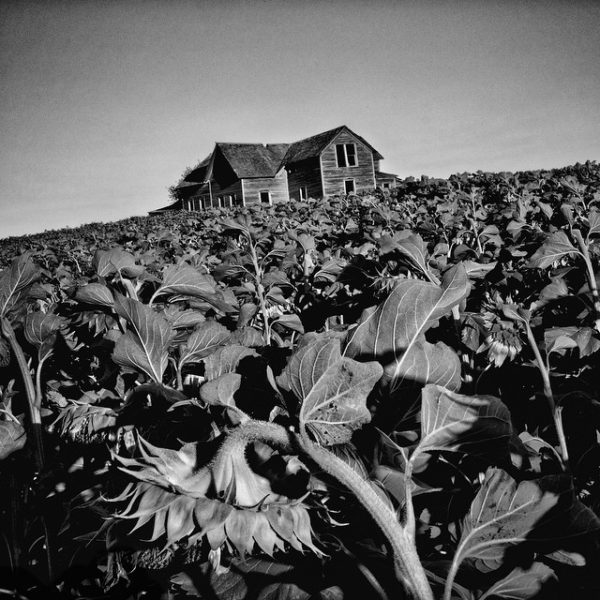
[157,126,397,212]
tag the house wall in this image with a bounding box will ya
[242,168,289,206]
[375,174,398,192]
[320,131,376,197]
[189,179,243,209]
[286,157,323,201]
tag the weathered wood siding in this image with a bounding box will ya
[375,174,397,190]
[286,158,322,200]
[242,168,289,206]
[189,179,243,209]
[320,131,376,197]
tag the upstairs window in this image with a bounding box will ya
[336,143,358,167]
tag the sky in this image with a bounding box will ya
[1,0,599,239]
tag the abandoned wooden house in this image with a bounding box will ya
[153,126,398,213]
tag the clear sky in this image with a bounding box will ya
[1,0,599,238]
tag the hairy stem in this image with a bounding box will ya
[296,434,433,600]
[248,242,271,344]
[1,317,44,472]
[403,461,416,542]
[443,555,462,600]
[572,228,600,332]
[213,420,433,599]
[35,356,48,409]
[524,322,569,467]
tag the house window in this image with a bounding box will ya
[344,179,355,195]
[299,186,308,201]
[336,143,358,167]
[260,190,271,204]
[383,183,390,190]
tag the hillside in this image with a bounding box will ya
[0,160,599,599]
[2,160,599,268]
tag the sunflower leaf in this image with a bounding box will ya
[278,335,382,446]
[112,295,174,383]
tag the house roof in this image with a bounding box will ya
[282,125,383,164]
[216,142,290,179]
[183,154,212,183]
[174,181,203,191]
[376,171,399,179]
[150,199,183,214]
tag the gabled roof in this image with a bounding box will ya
[149,199,183,214]
[174,181,203,192]
[282,125,383,164]
[183,154,212,183]
[216,142,290,178]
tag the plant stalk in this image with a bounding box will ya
[443,555,462,600]
[248,241,271,344]
[572,228,600,332]
[1,317,44,472]
[296,434,433,600]
[214,420,434,599]
[524,322,569,467]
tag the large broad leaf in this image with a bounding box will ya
[93,248,144,278]
[151,263,237,313]
[277,335,383,446]
[24,311,64,362]
[200,373,242,408]
[586,209,600,239]
[528,231,580,269]
[344,263,468,393]
[204,345,258,380]
[74,283,114,308]
[388,231,430,276]
[451,468,559,574]
[112,295,174,383]
[479,562,556,600]
[178,321,231,368]
[0,254,39,318]
[163,305,206,329]
[393,340,461,392]
[0,420,26,460]
[410,385,512,471]
[544,326,600,358]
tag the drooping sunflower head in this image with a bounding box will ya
[478,293,524,367]
[108,429,322,562]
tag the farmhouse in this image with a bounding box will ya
[154,126,398,213]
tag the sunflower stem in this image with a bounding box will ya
[572,228,600,333]
[213,420,433,598]
[296,433,433,600]
[524,321,569,468]
[1,317,44,472]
